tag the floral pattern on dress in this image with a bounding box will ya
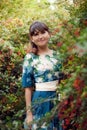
[22,50,62,87]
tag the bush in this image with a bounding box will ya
[0,0,87,129]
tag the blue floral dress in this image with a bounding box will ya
[22,50,63,130]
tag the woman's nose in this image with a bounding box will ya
[38,34,43,38]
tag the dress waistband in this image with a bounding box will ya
[35,80,58,91]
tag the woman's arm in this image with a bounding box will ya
[25,87,32,112]
[25,87,33,124]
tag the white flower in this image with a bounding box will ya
[26,78,30,82]
[37,61,53,71]
[26,54,32,60]
[37,78,43,82]
[51,58,57,64]
[23,68,25,73]
[41,122,47,129]
[44,62,53,70]
[37,63,46,71]
[55,72,58,76]
[32,59,39,66]
[47,74,52,78]
[32,124,37,130]
[23,61,29,67]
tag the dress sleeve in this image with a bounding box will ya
[22,53,35,88]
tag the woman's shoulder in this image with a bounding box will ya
[24,52,36,60]
[23,53,36,67]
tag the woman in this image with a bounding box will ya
[22,21,63,130]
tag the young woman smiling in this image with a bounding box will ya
[22,21,63,130]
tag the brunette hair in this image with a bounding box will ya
[29,21,49,54]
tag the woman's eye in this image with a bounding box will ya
[34,33,38,36]
[41,31,45,34]
[33,31,45,36]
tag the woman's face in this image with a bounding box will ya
[31,30,50,47]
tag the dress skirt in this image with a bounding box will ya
[24,91,63,130]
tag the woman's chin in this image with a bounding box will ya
[38,42,48,47]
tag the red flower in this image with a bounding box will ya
[83,19,87,26]
[0,51,2,54]
[76,97,82,107]
[81,119,87,129]
[73,77,85,92]
[64,100,68,105]
[62,124,67,130]
[52,28,60,35]
[57,42,63,47]
[54,28,60,32]
[74,28,80,37]
[65,118,70,125]
[17,51,21,56]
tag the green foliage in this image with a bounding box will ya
[68,0,87,19]
[0,0,87,130]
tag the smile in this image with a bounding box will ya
[38,39,45,42]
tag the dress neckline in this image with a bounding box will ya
[37,50,54,57]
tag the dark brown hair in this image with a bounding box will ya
[29,21,49,54]
[29,21,49,36]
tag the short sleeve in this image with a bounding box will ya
[22,53,35,88]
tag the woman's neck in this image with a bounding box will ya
[37,46,51,55]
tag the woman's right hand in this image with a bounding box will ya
[26,112,33,128]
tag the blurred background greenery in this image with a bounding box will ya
[0,0,87,130]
